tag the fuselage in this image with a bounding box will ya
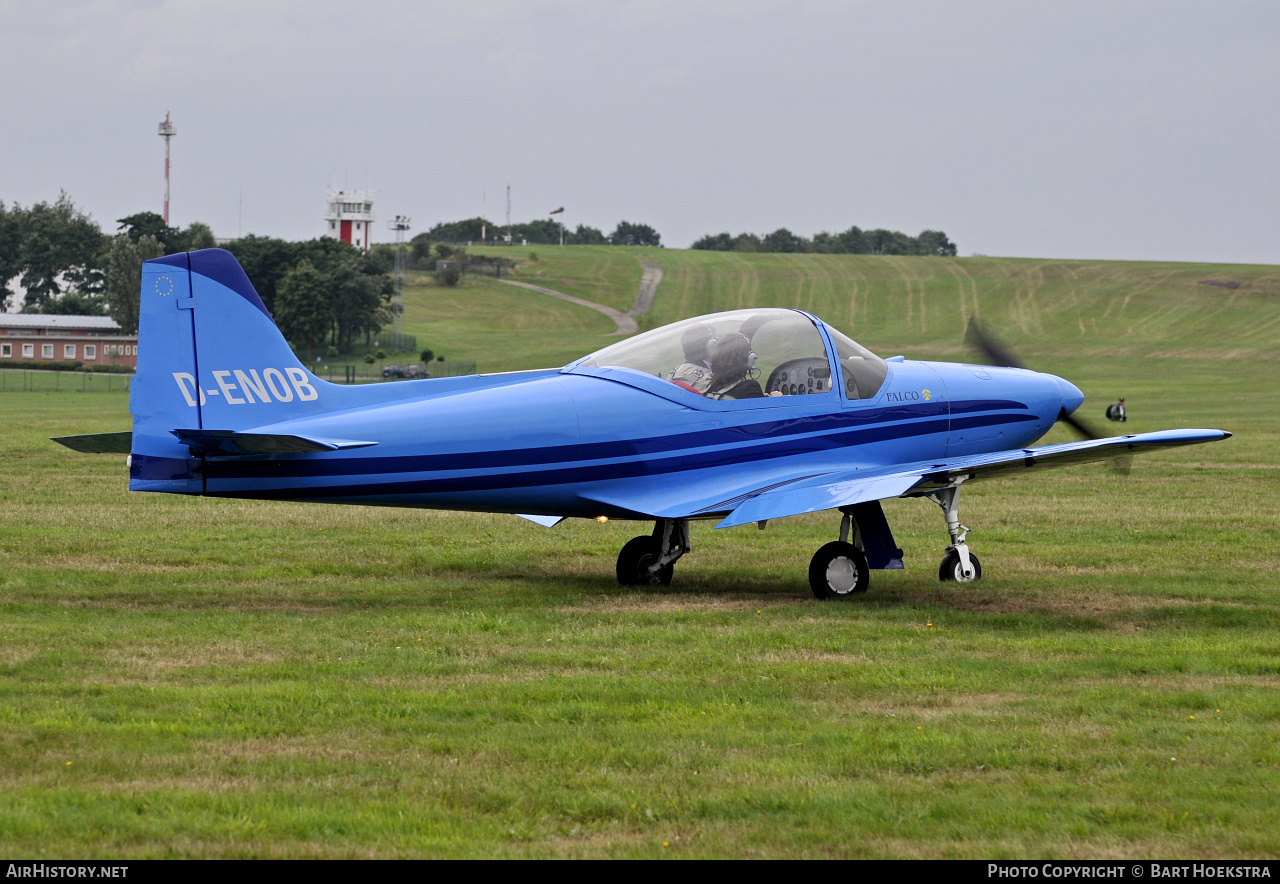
[190,355,1080,521]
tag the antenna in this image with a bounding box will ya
[157,112,176,224]
[387,215,412,339]
[506,184,512,247]
[481,192,486,246]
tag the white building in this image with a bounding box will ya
[323,188,375,253]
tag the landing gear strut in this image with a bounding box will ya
[808,507,870,599]
[616,519,690,586]
[932,483,981,583]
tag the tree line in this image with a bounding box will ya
[0,193,393,356]
[423,217,661,248]
[692,226,957,256]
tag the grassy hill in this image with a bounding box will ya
[404,247,1280,373]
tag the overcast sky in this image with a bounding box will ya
[2,1,1277,263]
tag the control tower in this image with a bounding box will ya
[323,188,375,252]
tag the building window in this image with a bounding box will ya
[64,344,76,359]
[42,344,54,359]
[1,343,10,358]
[84,345,96,360]
[22,344,34,358]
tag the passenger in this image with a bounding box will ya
[705,333,766,400]
[668,323,717,394]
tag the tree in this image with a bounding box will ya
[408,233,434,268]
[19,193,107,310]
[274,259,332,358]
[692,232,734,251]
[425,217,486,243]
[567,224,607,245]
[104,234,164,334]
[326,254,389,352]
[0,202,23,312]
[182,222,216,251]
[915,229,957,256]
[610,221,661,247]
[420,349,434,364]
[27,291,107,315]
[116,212,178,249]
[832,226,867,254]
[731,233,761,252]
[761,228,809,253]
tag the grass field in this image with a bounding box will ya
[2,250,1279,858]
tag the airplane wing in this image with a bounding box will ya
[715,428,1230,529]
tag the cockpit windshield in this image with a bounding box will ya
[574,309,844,400]
[827,327,888,400]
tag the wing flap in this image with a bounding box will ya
[50,431,133,454]
[172,429,377,456]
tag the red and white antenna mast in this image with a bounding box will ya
[157,112,176,224]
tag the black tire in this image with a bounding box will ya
[616,535,674,587]
[938,549,982,583]
[808,541,870,600]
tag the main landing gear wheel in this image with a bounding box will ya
[939,549,982,583]
[809,541,870,600]
[616,536,672,586]
[616,519,689,587]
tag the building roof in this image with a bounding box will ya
[0,314,122,331]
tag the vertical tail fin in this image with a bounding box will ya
[129,248,344,492]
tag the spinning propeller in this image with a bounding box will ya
[964,318,1131,472]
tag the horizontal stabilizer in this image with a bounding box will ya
[173,429,377,456]
[50,431,133,454]
[516,514,566,527]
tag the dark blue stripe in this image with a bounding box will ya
[199,399,1029,480]
[199,412,1040,500]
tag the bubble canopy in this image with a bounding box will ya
[568,309,887,401]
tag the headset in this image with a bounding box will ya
[722,331,759,376]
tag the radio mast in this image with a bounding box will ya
[506,184,512,246]
[157,112,176,224]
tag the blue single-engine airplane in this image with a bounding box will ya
[54,249,1230,598]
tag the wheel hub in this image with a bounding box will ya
[825,556,859,594]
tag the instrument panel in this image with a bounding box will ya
[765,358,834,396]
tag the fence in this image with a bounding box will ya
[0,369,132,393]
[375,330,417,353]
[1,362,479,393]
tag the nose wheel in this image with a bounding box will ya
[808,508,871,599]
[932,483,981,583]
[616,519,689,586]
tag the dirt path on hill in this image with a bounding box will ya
[627,257,664,317]
[497,279,638,336]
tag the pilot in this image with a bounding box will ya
[705,333,766,400]
[668,323,717,393]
